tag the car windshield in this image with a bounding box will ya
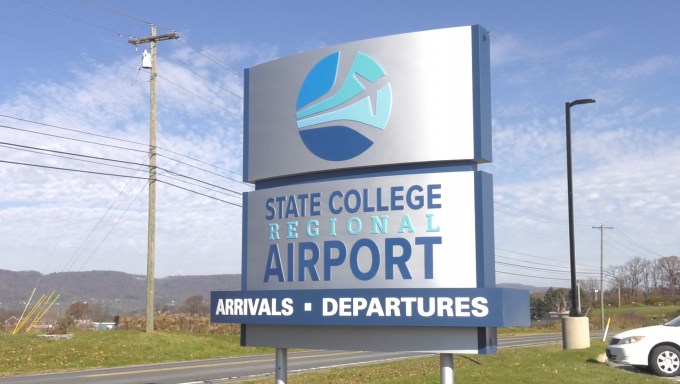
[666,316,680,327]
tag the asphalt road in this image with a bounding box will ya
[0,332,606,384]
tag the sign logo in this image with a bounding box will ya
[295,52,392,161]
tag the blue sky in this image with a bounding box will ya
[0,0,678,288]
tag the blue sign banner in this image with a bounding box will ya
[211,288,529,327]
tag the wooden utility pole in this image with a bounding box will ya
[128,26,179,333]
[593,225,613,330]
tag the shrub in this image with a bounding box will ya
[117,313,240,334]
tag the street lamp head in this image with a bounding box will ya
[569,99,596,107]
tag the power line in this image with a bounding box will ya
[495,247,600,268]
[156,179,241,207]
[156,74,243,119]
[174,38,244,79]
[62,155,149,271]
[157,170,242,199]
[0,158,149,180]
[0,124,250,185]
[161,168,243,196]
[0,29,141,71]
[77,181,149,272]
[611,228,664,258]
[76,0,158,27]
[496,270,572,281]
[0,141,246,196]
[603,238,637,257]
[21,0,131,36]
[604,233,652,259]
[495,209,595,227]
[495,261,600,276]
[156,152,250,186]
[495,222,566,240]
[495,255,600,273]
[0,124,148,154]
[0,31,243,120]
[0,143,146,173]
[157,52,243,100]
[0,114,245,177]
[73,0,244,79]
[495,201,599,226]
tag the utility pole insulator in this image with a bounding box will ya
[128,32,179,45]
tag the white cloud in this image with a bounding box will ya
[0,43,277,277]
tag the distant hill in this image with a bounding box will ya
[0,270,550,314]
[497,283,551,293]
[0,270,240,313]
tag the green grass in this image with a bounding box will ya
[0,330,273,377]
[243,341,664,384]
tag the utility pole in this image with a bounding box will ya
[618,287,621,308]
[592,225,612,330]
[128,26,179,333]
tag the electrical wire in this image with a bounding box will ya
[0,141,246,195]
[156,179,241,207]
[157,170,242,199]
[75,0,159,27]
[604,233,652,259]
[157,52,243,100]
[156,74,243,119]
[495,201,599,226]
[77,181,149,271]
[611,229,664,258]
[495,222,566,240]
[495,261,600,276]
[0,124,148,154]
[0,158,149,180]
[0,125,250,185]
[62,154,149,271]
[495,255,600,273]
[0,114,245,177]
[0,31,244,121]
[73,0,244,79]
[21,0,131,37]
[496,270,572,281]
[495,209,595,227]
[0,29,141,71]
[0,143,146,173]
[174,38,244,79]
[495,247,600,268]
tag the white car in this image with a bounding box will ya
[606,315,680,377]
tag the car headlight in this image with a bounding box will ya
[619,336,645,344]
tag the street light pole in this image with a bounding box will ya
[565,98,595,318]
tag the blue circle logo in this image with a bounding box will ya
[295,52,392,161]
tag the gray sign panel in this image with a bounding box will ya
[244,25,491,183]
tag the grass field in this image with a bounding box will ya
[589,305,680,318]
[243,341,665,384]
[0,331,273,377]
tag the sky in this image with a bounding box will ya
[0,0,678,288]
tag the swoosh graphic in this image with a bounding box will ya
[296,52,386,119]
[297,84,392,130]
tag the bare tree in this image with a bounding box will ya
[625,257,645,298]
[179,295,208,316]
[658,256,680,296]
[582,278,600,303]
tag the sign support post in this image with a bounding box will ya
[275,348,287,384]
[441,354,454,384]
